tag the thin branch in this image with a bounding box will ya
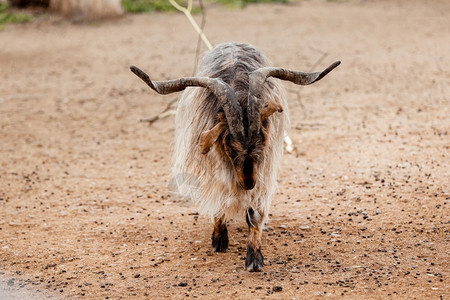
[288,51,329,118]
[309,52,328,73]
[286,88,307,118]
[168,0,212,50]
[193,0,207,75]
[142,0,214,127]
[140,97,178,124]
[285,51,329,153]
[295,123,325,130]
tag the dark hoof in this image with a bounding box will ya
[211,227,228,252]
[245,245,264,272]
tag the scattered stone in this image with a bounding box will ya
[272,286,283,292]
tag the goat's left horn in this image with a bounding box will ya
[249,61,341,98]
[247,61,341,139]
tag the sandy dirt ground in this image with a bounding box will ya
[0,0,449,299]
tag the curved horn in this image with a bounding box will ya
[248,61,341,138]
[250,61,341,94]
[130,65,245,140]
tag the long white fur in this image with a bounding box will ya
[171,43,289,222]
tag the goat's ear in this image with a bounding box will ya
[261,101,283,122]
[199,121,227,154]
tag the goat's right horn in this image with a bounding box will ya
[131,65,221,94]
[130,65,245,140]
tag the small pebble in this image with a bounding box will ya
[272,286,283,292]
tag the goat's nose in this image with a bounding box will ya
[243,179,255,190]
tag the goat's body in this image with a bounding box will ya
[172,43,289,222]
[131,41,339,271]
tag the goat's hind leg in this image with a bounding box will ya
[245,208,264,272]
[211,216,228,252]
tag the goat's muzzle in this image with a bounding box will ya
[238,157,257,190]
[242,179,256,190]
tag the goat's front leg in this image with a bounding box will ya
[245,208,264,272]
[211,216,228,252]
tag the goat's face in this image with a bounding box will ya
[222,131,266,190]
[199,103,279,191]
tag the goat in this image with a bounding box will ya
[130,42,340,271]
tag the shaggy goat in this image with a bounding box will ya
[131,42,339,271]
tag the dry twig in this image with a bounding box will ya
[287,51,329,118]
[140,97,178,124]
[142,0,212,125]
[168,0,212,49]
[193,0,207,75]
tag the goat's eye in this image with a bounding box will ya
[259,130,266,142]
[224,136,237,160]
[225,134,232,145]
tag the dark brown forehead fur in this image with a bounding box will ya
[196,43,271,148]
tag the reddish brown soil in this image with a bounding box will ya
[0,0,449,299]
